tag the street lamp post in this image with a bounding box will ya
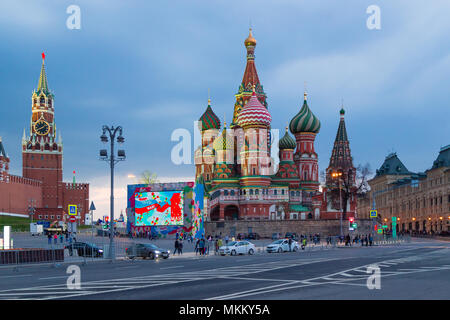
[332,172,343,237]
[99,126,126,261]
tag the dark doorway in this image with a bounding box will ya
[224,205,239,220]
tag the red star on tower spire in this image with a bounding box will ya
[41,52,45,60]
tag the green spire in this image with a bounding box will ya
[37,53,49,93]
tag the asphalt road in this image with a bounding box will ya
[0,238,448,300]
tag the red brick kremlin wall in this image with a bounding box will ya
[0,175,43,214]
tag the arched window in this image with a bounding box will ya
[40,95,45,105]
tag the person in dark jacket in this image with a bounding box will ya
[174,239,179,255]
[178,240,183,255]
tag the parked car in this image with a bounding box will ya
[247,233,260,240]
[65,242,104,257]
[266,239,300,253]
[125,243,170,260]
[237,233,247,240]
[285,232,299,241]
[219,241,256,256]
[272,233,281,240]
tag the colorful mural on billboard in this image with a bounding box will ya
[127,182,195,237]
[135,191,184,226]
[193,180,205,238]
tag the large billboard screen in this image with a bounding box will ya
[135,190,184,226]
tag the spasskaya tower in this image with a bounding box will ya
[19,53,89,224]
[22,52,64,210]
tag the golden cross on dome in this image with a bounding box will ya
[208,88,211,104]
[304,81,307,100]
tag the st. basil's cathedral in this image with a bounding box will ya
[194,29,357,222]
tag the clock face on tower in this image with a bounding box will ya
[34,120,50,136]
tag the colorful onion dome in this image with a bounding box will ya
[237,89,271,128]
[244,28,257,47]
[213,123,233,151]
[289,92,321,134]
[279,127,296,150]
[340,107,345,115]
[198,99,221,131]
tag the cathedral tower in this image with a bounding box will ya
[237,87,272,186]
[289,92,321,192]
[195,98,221,187]
[326,107,355,186]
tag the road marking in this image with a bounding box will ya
[39,276,69,280]
[0,275,32,279]
[206,253,450,300]
[0,258,337,300]
[160,265,184,270]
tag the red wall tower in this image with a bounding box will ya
[22,53,64,211]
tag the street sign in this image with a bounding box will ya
[370,210,377,218]
[69,216,76,223]
[89,201,96,211]
[68,204,77,216]
[377,229,383,234]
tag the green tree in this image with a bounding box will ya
[139,170,159,185]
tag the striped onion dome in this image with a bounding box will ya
[237,90,271,128]
[279,127,296,150]
[213,124,233,151]
[289,92,320,134]
[198,99,221,131]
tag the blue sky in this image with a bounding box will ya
[0,0,449,217]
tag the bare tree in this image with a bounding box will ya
[139,170,159,185]
[329,163,373,219]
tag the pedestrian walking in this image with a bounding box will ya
[174,239,179,255]
[195,239,199,255]
[288,238,293,252]
[47,233,52,245]
[178,240,183,255]
[301,237,306,250]
[60,233,64,243]
[53,233,58,245]
[225,235,229,245]
[198,238,205,256]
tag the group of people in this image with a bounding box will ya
[47,230,73,245]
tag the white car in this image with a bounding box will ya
[219,241,256,256]
[266,239,299,253]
